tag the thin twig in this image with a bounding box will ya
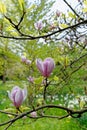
[0,110,18,116]
[63,0,84,20]
[4,122,13,130]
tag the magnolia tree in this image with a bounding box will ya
[0,0,87,129]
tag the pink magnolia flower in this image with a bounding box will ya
[30,111,37,117]
[27,76,34,83]
[8,86,27,108]
[34,20,43,30]
[36,58,55,77]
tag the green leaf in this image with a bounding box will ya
[53,76,59,81]
[37,98,44,105]
[84,0,87,6]
[34,77,43,84]
[4,108,15,112]
[58,56,69,67]
[0,2,7,14]
[10,31,19,36]
[18,0,24,10]
[64,57,69,67]
[68,12,76,19]
[80,100,85,108]
[6,25,14,31]
[4,17,10,24]
[20,106,30,111]
[23,52,27,57]
[59,23,68,28]
[27,4,36,12]
[82,8,87,12]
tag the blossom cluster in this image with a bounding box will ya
[8,57,55,110]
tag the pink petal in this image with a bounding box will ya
[43,58,55,77]
[45,58,55,75]
[43,61,49,77]
[34,21,43,30]
[36,58,55,77]
[14,89,23,108]
[26,59,31,65]
[11,86,20,101]
[36,59,44,75]
[22,87,27,101]
[8,91,12,101]
[21,56,26,62]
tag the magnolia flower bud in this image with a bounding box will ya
[36,58,55,77]
[49,23,56,30]
[26,59,31,65]
[27,76,34,83]
[30,111,37,117]
[21,56,26,63]
[21,56,31,65]
[8,86,27,108]
[56,10,61,17]
[34,20,43,30]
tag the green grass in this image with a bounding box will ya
[0,117,85,130]
[1,116,87,130]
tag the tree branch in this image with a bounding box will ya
[0,19,87,40]
[0,104,87,127]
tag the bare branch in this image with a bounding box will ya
[0,104,87,127]
[4,122,13,130]
[0,19,87,40]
